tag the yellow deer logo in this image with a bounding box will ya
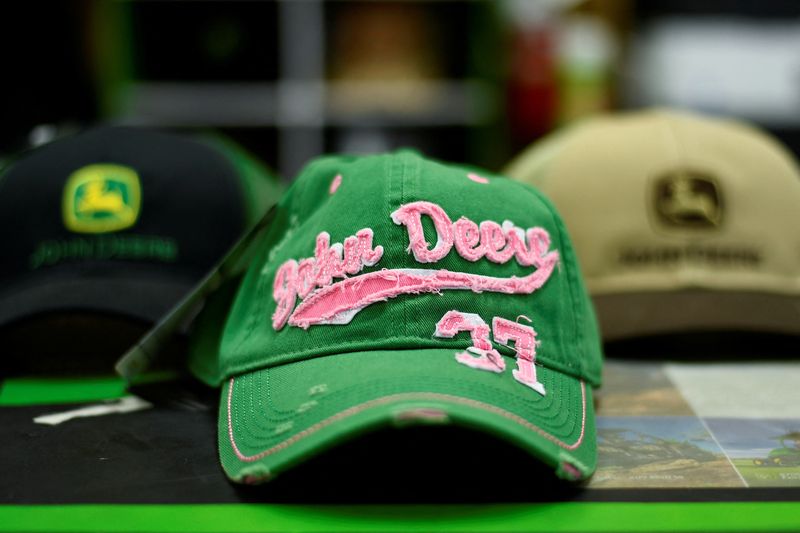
[76,180,127,216]
[63,164,141,233]
[655,171,722,228]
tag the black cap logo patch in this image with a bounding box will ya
[654,170,722,229]
[62,164,141,233]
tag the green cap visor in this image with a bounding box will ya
[221,348,596,483]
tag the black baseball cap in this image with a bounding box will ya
[0,126,282,338]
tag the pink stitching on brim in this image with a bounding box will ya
[288,258,558,329]
[226,378,587,463]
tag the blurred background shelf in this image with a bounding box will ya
[122,80,493,127]
[114,0,504,176]
[3,0,800,178]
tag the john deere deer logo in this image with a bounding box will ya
[654,170,722,229]
[63,164,141,233]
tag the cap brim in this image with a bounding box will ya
[0,277,195,327]
[219,348,595,484]
[594,290,800,341]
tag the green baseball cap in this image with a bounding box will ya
[190,150,603,484]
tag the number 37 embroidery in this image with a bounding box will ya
[434,310,546,396]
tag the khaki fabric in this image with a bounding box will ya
[505,109,800,339]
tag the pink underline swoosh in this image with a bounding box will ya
[288,256,558,329]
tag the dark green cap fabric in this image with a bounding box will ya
[191,150,602,483]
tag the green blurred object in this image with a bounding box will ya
[0,373,175,406]
[1,503,800,532]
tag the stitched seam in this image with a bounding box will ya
[227,378,587,462]
[537,188,581,375]
[242,234,272,345]
[558,218,583,375]
[240,351,563,420]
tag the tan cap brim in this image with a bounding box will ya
[594,290,800,341]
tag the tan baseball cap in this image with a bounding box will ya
[505,108,800,340]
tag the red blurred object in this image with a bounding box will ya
[507,23,559,149]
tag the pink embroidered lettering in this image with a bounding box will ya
[390,202,555,269]
[272,260,299,330]
[434,310,546,396]
[434,311,505,373]
[312,233,342,287]
[296,259,316,299]
[390,201,454,263]
[274,201,559,330]
[453,217,484,261]
[342,235,361,274]
[506,225,552,267]
[492,317,546,395]
[481,221,515,263]
[271,228,384,330]
[433,311,546,396]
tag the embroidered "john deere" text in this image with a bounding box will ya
[272,229,383,329]
[272,201,559,330]
[391,201,554,266]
